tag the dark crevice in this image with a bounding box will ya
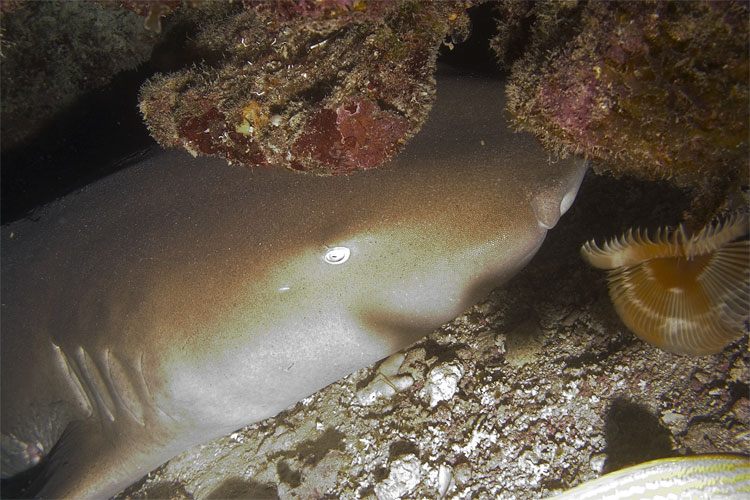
[561,335,637,370]
[1,65,158,225]
[387,440,421,462]
[602,398,674,473]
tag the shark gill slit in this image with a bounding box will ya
[106,349,146,426]
[75,346,117,422]
[137,352,179,422]
[51,343,94,418]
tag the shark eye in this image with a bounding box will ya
[324,246,350,265]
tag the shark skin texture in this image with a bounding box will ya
[0,70,587,499]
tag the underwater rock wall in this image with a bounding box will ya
[0,0,158,149]
[504,0,749,222]
[139,0,471,175]
[3,1,747,200]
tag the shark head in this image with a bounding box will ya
[1,69,587,498]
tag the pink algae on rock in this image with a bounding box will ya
[177,108,267,167]
[293,99,409,174]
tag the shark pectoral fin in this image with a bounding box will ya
[26,419,97,499]
[30,419,133,500]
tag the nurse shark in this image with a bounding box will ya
[1,70,587,498]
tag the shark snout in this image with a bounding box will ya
[531,159,589,230]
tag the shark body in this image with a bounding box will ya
[1,70,586,498]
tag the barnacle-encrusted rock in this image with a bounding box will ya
[505,1,749,221]
[139,0,472,175]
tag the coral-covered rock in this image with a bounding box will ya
[96,0,181,33]
[488,0,535,69]
[505,1,749,221]
[139,1,471,175]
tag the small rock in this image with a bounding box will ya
[421,361,465,408]
[374,454,423,500]
[357,353,415,406]
[661,410,688,432]
[589,453,606,474]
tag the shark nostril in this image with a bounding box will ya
[537,218,554,230]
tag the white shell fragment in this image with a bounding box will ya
[437,464,454,499]
[323,246,350,265]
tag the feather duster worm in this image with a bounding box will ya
[581,211,749,356]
